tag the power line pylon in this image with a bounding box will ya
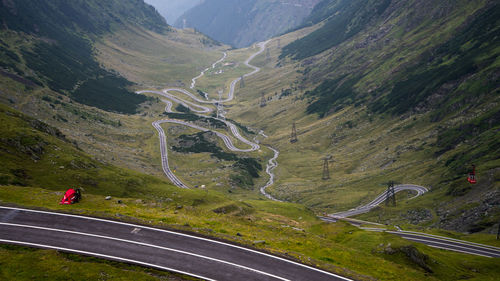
[322,156,332,180]
[290,122,298,143]
[277,39,281,49]
[260,92,267,107]
[386,181,396,206]
[216,89,226,120]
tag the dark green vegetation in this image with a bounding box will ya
[172,132,262,187]
[281,0,391,60]
[196,89,207,99]
[175,103,191,113]
[175,0,319,47]
[0,103,174,198]
[73,76,147,114]
[370,4,500,115]
[287,1,499,119]
[0,0,169,113]
[165,112,227,129]
[304,75,360,117]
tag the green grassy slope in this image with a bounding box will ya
[0,0,225,185]
[228,0,499,235]
[95,26,223,87]
[1,29,498,281]
[0,0,170,113]
[0,103,175,197]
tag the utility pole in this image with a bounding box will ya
[216,89,225,120]
[322,156,331,180]
[260,92,267,107]
[386,181,396,206]
[290,122,298,143]
[277,39,281,49]
[240,75,245,88]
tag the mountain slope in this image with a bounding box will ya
[0,0,170,113]
[0,1,500,280]
[175,0,320,48]
[229,0,499,234]
[0,0,224,177]
[0,103,175,197]
[144,0,200,24]
[280,0,391,60]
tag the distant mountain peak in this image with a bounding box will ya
[175,0,321,47]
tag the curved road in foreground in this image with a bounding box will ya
[0,206,351,281]
[138,41,278,199]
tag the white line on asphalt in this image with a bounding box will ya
[0,206,353,281]
[424,244,493,258]
[388,231,500,251]
[0,239,216,281]
[401,236,495,257]
[0,222,291,280]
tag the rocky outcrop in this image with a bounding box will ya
[435,190,500,234]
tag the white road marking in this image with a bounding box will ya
[387,231,500,251]
[131,228,141,234]
[400,236,496,257]
[0,222,291,281]
[0,206,353,280]
[424,244,493,258]
[0,239,216,281]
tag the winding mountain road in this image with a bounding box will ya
[329,184,428,218]
[138,41,275,195]
[0,206,351,281]
[319,185,500,258]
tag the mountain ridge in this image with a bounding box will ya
[175,0,321,48]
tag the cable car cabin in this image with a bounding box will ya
[467,173,477,184]
[467,165,477,184]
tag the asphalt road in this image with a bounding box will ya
[0,206,351,281]
[260,146,281,201]
[137,40,277,195]
[392,230,500,258]
[319,185,500,258]
[329,184,428,218]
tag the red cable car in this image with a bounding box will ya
[59,188,82,205]
[467,165,477,184]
